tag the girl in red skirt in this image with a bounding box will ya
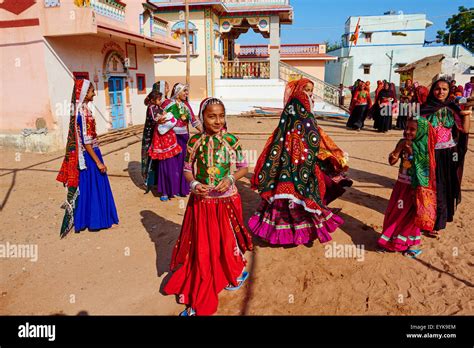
[147,91,182,162]
[163,97,253,316]
[378,117,437,257]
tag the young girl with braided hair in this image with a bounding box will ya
[163,97,253,316]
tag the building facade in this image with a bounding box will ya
[0,0,181,152]
[325,12,474,88]
[150,0,293,100]
[235,43,337,81]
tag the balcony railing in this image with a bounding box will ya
[150,0,289,5]
[223,0,289,5]
[73,0,126,22]
[281,44,321,55]
[152,17,169,37]
[221,60,270,79]
[238,44,323,58]
[239,45,268,57]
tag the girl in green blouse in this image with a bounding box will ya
[163,98,253,316]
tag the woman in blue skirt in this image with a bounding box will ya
[57,79,119,237]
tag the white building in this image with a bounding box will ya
[325,12,474,88]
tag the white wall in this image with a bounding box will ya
[214,79,285,102]
[326,44,473,88]
[345,14,429,46]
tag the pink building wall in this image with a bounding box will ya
[282,59,327,81]
[1,1,180,152]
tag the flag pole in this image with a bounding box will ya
[341,17,359,86]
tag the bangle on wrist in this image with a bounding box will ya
[190,180,200,191]
[227,174,235,185]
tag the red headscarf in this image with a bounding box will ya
[57,79,91,187]
[374,80,383,101]
[283,78,314,111]
[415,85,429,104]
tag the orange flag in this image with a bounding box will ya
[350,18,361,46]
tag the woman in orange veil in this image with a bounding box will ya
[249,78,352,246]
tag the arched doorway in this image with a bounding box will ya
[103,50,127,129]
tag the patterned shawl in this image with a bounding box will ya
[420,79,468,205]
[56,79,91,238]
[407,117,437,231]
[252,78,327,214]
[141,104,159,189]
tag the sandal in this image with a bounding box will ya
[225,271,249,291]
[179,307,196,316]
[403,249,422,259]
[160,195,169,202]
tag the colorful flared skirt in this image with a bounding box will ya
[378,180,421,251]
[163,193,253,316]
[74,147,119,232]
[248,199,343,245]
[156,133,190,197]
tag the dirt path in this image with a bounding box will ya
[1,117,473,315]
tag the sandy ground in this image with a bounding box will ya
[0,116,473,316]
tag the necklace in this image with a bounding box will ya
[177,101,188,121]
[199,133,227,185]
[435,107,449,128]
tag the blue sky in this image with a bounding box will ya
[237,0,470,45]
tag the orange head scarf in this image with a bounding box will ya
[283,78,314,111]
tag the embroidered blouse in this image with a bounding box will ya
[77,104,99,149]
[184,132,248,197]
[163,100,200,135]
[353,90,371,106]
[425,107,457,150]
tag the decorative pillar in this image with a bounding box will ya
[269,15,280,79]
[204,8,215,97]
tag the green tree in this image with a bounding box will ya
[325,40,342,52]
[436,6,473,49]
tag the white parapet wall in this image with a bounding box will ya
[212,78,348,116]
[215,78,286,101]
[213,78,286,115]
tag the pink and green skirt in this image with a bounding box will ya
[248,199,343,245]
[378,180,421,252]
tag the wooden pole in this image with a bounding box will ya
[341,41,353,86]
[185,0,190,86]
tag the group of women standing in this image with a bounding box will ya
[346,79,432,133]
[56,75,471,316]
[142,81,202,201]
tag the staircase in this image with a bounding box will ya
[279,61,349,115]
